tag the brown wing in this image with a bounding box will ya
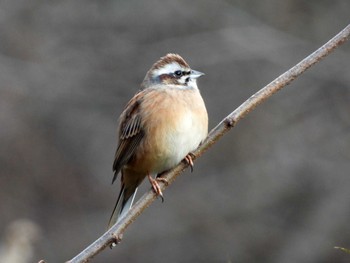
[112,92,144,183]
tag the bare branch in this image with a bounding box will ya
[66,24,350,263]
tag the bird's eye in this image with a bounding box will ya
[174,70,182,76]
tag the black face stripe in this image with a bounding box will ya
[172,70,191,78]
[158,68,193,85]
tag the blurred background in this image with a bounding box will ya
[0,0,349,262]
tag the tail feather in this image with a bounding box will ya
[108,185,138,229]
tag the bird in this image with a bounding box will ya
[108,53,208,228]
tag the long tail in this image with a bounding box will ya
[108,184,138,229]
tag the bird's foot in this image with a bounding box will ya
[184,153,195,172]
[148,175,168,202]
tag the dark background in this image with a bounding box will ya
[0,1,349,262]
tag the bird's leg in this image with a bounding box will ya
[148,174,166,202]
[156,171,169,185]
[184,153,195,172]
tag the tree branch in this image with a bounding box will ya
[65,24,350,263]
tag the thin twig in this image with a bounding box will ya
[65,24,350,263]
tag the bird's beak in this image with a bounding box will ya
[190,70,205,79]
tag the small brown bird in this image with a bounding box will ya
[108,54,208,228]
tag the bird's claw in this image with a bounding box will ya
[148,175,168,202]
[184,153,195,172]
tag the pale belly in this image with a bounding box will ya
[133,111,208,174]
[154,113,206,172]
[139,112,207,174]
[129,87,208,175]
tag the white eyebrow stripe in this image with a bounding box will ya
[152,62,182,76]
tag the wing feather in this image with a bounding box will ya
[112,92,144,183]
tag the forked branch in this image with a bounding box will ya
[64,24,350,263]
